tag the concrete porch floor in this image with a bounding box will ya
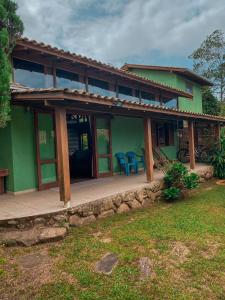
[0,164,209,221]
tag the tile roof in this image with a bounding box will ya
[15,37,192,98]
[121,64,213,86]
[11,86,225,122]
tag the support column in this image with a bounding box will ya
[188,120,195,170]
[215,123,220,141]
[144,118,154,182]
[55,107,71,207]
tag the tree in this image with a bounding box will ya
[0,0,23,128]
[202,87,220,115]
[189,30,225,103]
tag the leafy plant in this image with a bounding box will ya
[183,173,199,189]
[163,162,199,202]
[163,187,180,202]
[211,136,225,179]
[164,162,188,188]
[0,0,23,127]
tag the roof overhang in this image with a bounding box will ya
[11,88,225,123]
[122,64,213,86]
[14,38,193,99]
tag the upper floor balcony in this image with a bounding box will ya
[13,57,178,109]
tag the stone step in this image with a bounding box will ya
[0,227,68,247]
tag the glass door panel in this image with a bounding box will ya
[95,117,112,177]
[35,111,58,190]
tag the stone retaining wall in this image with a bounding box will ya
[0,166,214,230]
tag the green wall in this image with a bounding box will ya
[129,68,203,113]
[0,123,14,191]
[111,116,144,173]
[0,106,37,192]
[111,116,178,172]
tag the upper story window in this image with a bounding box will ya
[141,91,160,106]
[88,77,115,97]
[13,58,47,88]
[56,69,85,90]
[118,85,139,102]
[162,97,178,109]
[185,81,193,94]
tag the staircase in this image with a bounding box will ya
[153,147,171,173]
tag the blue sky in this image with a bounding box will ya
[15,0,225,69]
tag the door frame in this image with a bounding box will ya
[34,109,58,190]
[92,115,113,178]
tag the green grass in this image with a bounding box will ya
[1,180,225,299]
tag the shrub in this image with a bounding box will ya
[183,173,199,189]
[163,162,199,202]
[163,187,180,202]
[211,136,225,179]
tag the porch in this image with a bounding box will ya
[0,164,212,221]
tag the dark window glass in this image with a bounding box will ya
[13,58,45,88]
[88,78,109,90]
[88,77,115,97]
[118,85,132,96]
[141,91,160,105]
[56,69,84,90]
[185,81,193,94]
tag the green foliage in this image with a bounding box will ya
[163,162,199,202]
[211,136,225,179]
[163,187,180,202]
[202,87,220,115]
[189,29,225,103]
[164,162,188,188]
[183,173,199,189]
[0,0,23,127]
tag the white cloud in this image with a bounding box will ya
[15,0,225,66]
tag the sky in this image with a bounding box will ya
[15,0,225,69]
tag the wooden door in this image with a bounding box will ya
[92,116,113,178]
[34,110,58,190]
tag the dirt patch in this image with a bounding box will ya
[0,249,55,300]
[170,241,190,263]
[201,242,220,259]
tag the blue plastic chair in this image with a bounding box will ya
[126,151,139,174]
[115,152,131,176]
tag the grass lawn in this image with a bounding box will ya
[1,180,225,300]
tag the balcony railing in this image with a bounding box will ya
[88,85,116,97]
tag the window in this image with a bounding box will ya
[13,58,46,88]
[88,77,115,97]
[185,81,193,94]
[162,97,178,109]
[141,91,160,106]
[118,85,139,102]
[56,69,84,90]
[156,122,174,146]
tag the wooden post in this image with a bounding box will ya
[188,120,195,170]
[55,107,71,207]
[215,123,220,140]
[144,118,154,182]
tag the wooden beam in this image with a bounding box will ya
[55,107,71,207]
[144,118,154,181]
[188,120,195,169]
[215,123,220,140]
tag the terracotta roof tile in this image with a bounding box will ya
[11,86,225,122]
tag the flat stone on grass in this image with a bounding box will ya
[0,227,67,247]
[18,252,51,269]
[139,257,154,280]
[95,253,118,274]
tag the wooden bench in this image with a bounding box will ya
[0,169,9,194]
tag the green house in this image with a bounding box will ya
[0,38,223,205]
